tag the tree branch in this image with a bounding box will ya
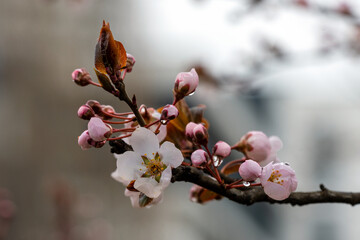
[171,165,360,206]
[109,139,360,206]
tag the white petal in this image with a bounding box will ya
[124,189,140,208]
[113,151,144,183]
[159,141,184,168]
[130,127,159,156]
[134,177,163,199]
[159,167,172,189]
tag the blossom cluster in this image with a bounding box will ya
[72,21,297,208]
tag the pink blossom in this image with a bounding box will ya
[87,117,112,141]
[77,105,95,120]
[174,68,199,99]
[238,160,261,181]
[236,131,271,162]
[260,162,298,201]
[78,130,92,150]
[191,149,208,166]
[260,136,283,166]
[160,104,179,121]
[213,141,231,158]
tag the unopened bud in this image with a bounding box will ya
[89,139,106,148]
[234,131,271,162]
[160,104,179,121]
[78,130,92,150]
[185,122,197,140]
[77,105,95,120]
[239,160,262,181]
[193,124,208,145]
[174,68,199,100]
[213,141,231,158]
[88,117,113,141]
[191,149,209,167]
[72,68,92,86]
[126,53,136,73]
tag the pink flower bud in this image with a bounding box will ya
[191,149,209,166]
[235,131,271,162]
[88,117,113,141]
[89,139,106,148]
[213,141,231,158]
[174,68,199,100]
[185,122,197,140]
[126,53,136,73]
[72,68,92,86]
[193,124,208,145]
[77,105,95,120]
[260,162,297,201]
[78,130,92,150]
[161,104,179,121]
[239,160,262,181]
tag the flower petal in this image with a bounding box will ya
[159,167,172,189]
[129,127,159,156]
[159,141,184,168]
[112,151,144,185]
[263,182,290,201]
[134,177,163,198]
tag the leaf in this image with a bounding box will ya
[95,20,127,75]
[94,68,116,93]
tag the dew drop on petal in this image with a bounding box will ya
[243,181,250,187]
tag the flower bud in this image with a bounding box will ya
[89,139,106,148]
[88,117,113,141]
[77,105,95,120]
[239,160,262,181]
[72,68,92,86]
[174,68,199,100]
[213,141,231,158]
[126,53,136,73]
[234,131,271,162]
[191,149,209,167]
[78,130,92,150]
[86,100,102,113]
[185,122,197,140]
[160,104,179,121]
[193,124,208,145]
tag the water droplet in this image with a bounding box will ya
[243,181,250,187]
[160,120,167,124]
[213,156,223,167]
[189,92,195,96]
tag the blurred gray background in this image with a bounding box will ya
[1,0,360,239]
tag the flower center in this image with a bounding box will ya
[267,169,284,185]
[141,152,167,182]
